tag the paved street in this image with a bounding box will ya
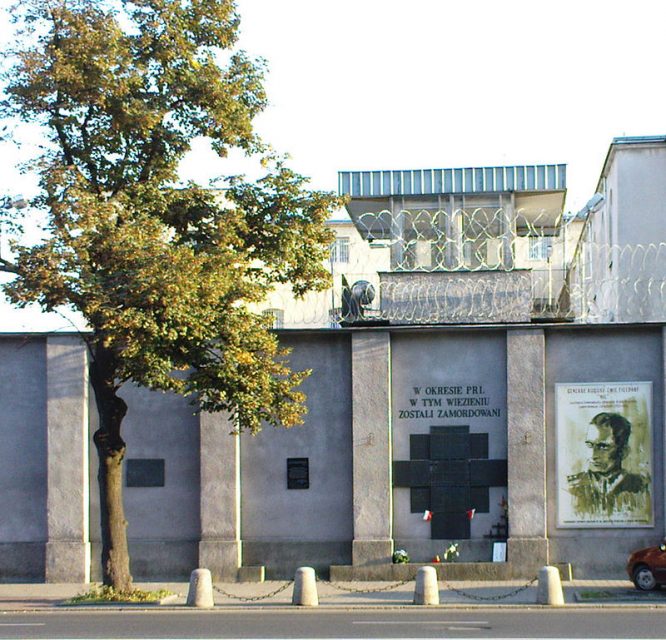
[4,609,666,639]
[1,578,666,639]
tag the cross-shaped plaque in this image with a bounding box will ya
[393,426,507,539]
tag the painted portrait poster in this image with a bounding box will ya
[556,382,652,527]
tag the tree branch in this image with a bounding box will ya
[111,137,133,196]
[0,257,18,273]
[79,103,101,192]
[137,127,162,182]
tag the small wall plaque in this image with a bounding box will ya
[287,457,309,489]
[492,542,507,562]
[126,458,165,487]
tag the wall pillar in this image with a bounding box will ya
[663,327,666,534]
[198,412,241,580]
[45,336,90,583]
[351,332,393,565]
[500,193,516,270]
[506,329,548,572]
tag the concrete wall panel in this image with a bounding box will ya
[545,327,664,577]
[88,384,200,548]
[241,334,352,546]
[391,331,507,550]
[0,337,47,544]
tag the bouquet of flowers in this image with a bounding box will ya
[392,549,410,564]
[443,542,459,562]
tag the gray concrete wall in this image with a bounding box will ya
[198,411,241,580]
[545,327,664,577]
[351,331,393,565]
[391,330,507,560]
[88,382,200,580]
[0,337,47,580]
[240,334,353,568]
[588,144,666,322]
[616,146,666,246]
[1,325,664,582]
[506,329,548,572]
[45,336,90,582]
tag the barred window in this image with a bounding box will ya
[528,237,552,261]
[262,308,284,329]
[330,237,350,264]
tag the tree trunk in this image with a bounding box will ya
[90,343,133,591]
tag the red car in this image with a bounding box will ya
[627,542,666,590]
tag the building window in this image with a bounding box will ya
[528,237,552,261]
[330,237,350,264]
[328,307,342,328]
[262,308,284,329]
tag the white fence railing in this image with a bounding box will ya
[256,209,666,327]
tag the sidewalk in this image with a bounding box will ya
[0,579,665,610]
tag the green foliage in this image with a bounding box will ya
[443,542,459,562]
[577,590,615,600]
[2,0,343,433]
[392,549,410,564]
[68,584,174,604]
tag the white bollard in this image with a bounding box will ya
[413,566,440,605]
[536,565,564,606]
[292,567,319,606]
[186,568,215,608]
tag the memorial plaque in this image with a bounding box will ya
[393,425,507,539]
[431,485,470,511]
[287,458,309,489]
[470,459,507,487]
[431,460,469,484]
[432,512,470,539]
[470,433,489,459]
[126,459,165,487]
[431,434,470,460]
[410,434,430,460]
[410,487,430,513]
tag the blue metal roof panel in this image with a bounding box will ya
[338,164,566,197]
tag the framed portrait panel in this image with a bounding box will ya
[556,382,653,528]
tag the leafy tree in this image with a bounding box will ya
[0,0,341,590]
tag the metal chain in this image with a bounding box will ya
[212,581,293,602]
[439,576,538,601]
[317,577,413,593]
[211,575,537,602]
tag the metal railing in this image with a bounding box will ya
[256,209,666,327]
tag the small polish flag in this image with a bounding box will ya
[423,510,433,521]
[466,508,476,520]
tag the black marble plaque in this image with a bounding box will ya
[393,424,507,539]
[431,433,470,460]
[410,434,430,460]
[393,460,430,487]
[287,458,309,489]
[470,433,489,459]
[431,485,470,512]
[432,511,470,539]
[410,487,431,513]
[470,459,508,487]
[126,459,165,487]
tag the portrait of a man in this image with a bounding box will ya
[567,412,650,517]
[556,382,652,527]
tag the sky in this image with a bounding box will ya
[1,0,665,330]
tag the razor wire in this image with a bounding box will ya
[255,208,666,327]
